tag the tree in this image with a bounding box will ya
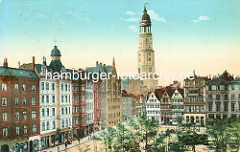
[226,119,240,151]
[98,127,116,152]
[92,135,101,152]
[129,116,158,151]
[206,118,228,152]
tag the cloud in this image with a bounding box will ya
[128,25,138,32]
[147,10,167,23]
[193,16,210,23]
[120,17,139,22]
[126,11,136,16]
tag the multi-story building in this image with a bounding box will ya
[137,6,158,90]
[122,90,141,122]
[146,91,161,124]
[20,46,73,150]
[184,73,209,126]
[105,59,122,128]
[206,71,240,119]
[0,58,40,152]
[160,87,175,125]
[171,89,184,125]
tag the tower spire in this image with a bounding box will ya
[111,57,116,75]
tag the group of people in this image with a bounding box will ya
[64,138,72,148]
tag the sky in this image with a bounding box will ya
[0,0,240,85]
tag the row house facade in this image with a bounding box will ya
[0,59,40,152]
[206,71,240,119]
[20,46,73,150]
[122,90,141,122]
[184,73,209,126]
[146,91,161,124]
[171,89,184,125]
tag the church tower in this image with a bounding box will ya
[137,5,158,90]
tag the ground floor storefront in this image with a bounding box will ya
[40,128,73,150]
[0,137,31,152]
[184,114,206,126]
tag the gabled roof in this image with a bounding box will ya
[177,88,184,97]
[0,66,39,79]
[219,70,234,81]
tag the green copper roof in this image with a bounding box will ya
[51,46,61,57]
[0,66,39,79]
[141,6,151,21]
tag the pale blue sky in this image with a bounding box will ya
[0,0,240,85]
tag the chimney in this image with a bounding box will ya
[3,58,8,68]
[18,61,20,68]
[100,63,102,65]
[103,64,106,66]
[43,56,46,65]
[32,56,35,71]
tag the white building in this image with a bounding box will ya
[146,92,161,124]
[171,89,184,125]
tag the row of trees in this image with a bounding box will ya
[89,116,240,152]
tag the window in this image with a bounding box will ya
[32,98,36,105]
[52,83,55,91]
[196,106,199,112]
[196,116,199,123]
[65,107,67,115]
[46,108,49,117]
[3,128,7,137]
[216,95,220,101]
[41,95,44,103]
[61,96,64,102]
[200,106,204,112]
[65,84,68,91]
[191,106,194,112]
[208,103,213,111]
[31,85,36,92]
[22,98,27,105]
[42,122,45,131]
[62,108,64,115]
[16,127,20,135]
[2,83,7,91]
[41,109,45,117]
[61,120,64,128]
[15,84,19,91]
[224,102,228,112]
[82,95,85,101]
[185,81,188,85]
[2,97,7,106]
[82,106,85,112]
[46,121,50,130]
[190,81,193,85]
[65,119,68,127]
[190,97,194,102]
[52,95,55,103]
[24,126,27,134]
[46,82,49,90]
[82,86,85,91]
[2,113,7,121]
[46,95,49,103]
[231,102,235,112]
[186,106,189,112]
[61,83,63,91]
[186,116,189,123]
[232,85,235,90]
[15,112,19,120]
[186,97,189,102]
[32,125,37,133]
[216,102,221,112]
[201,96,203,101]
[41,82,44,90]
[23,111,27,119]
[32,111,36,119]
[65,96,68,102]
[22,84,26,91]
[52,108,55,116]
[224,95,228,100]
[52,121,56,129]
[231,94,235,100]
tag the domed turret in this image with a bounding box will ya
[51,46,61,57]
[141,6,151,21]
